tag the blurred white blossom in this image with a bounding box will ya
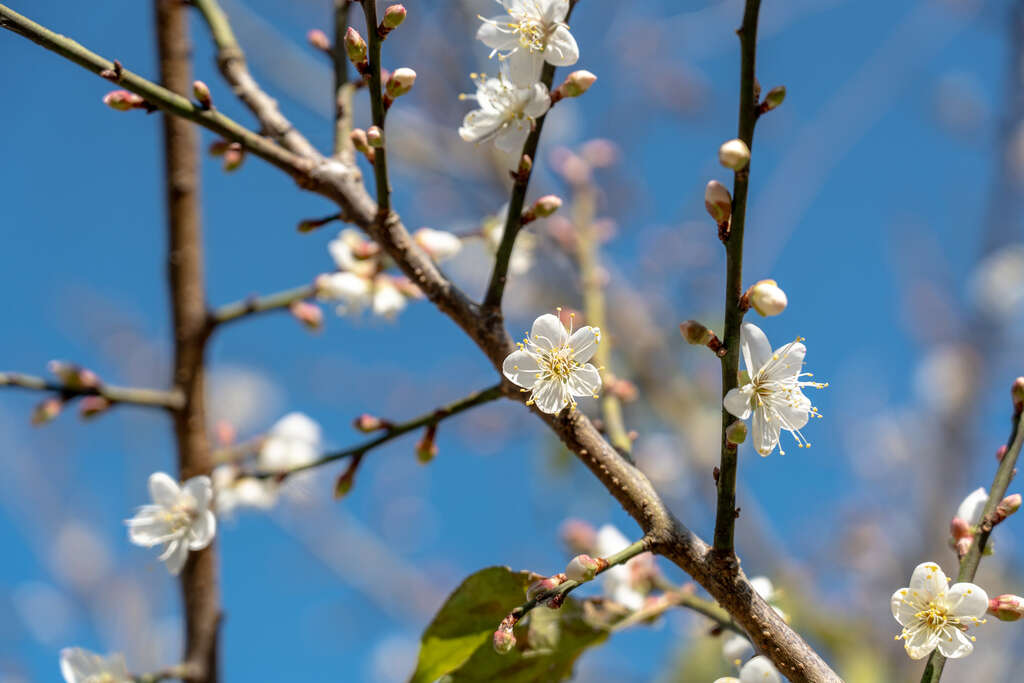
[956,487,989,527]
[483,205,535,275]
[126,472,216,575]
[969,244,1024,321]
[594,524,645,610]
[59,647,129,683]
[413,227,462,261]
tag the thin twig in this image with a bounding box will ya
[713,0,763,559]
[208,284,316,328]
[0,372,183,409]
[611,589,745,637]
[333,0,356,160]
[360,0,390,214]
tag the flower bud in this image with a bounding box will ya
[289,301,323,331]
[48,361,100,389]
[32,397,63,425]
[416,424,438,464]
[354,413,390,433]
[208,140,231,156]
[726,420,748,445]
[345,27,368,64]
[79,396,112,420]
[679,320,714,346]
[950,516,972,540]
[997,444,1008,461]
[608,377,638,402]
[748,279,788,317]
[307,28,330,52]
[995,494,1022,523]
[532,195,563,218]
[222,142,245,171]
[556,70,597,99]
[382,5,407,29]
[718,138,751,171]
[333,468,356,499]
[704,180,732,225]
[762,86,786,111]
[989,594,1024,621]
[517,154,533,176]
[565,554,601,582]
[414,227,462,261]
[560,519,597,554]
[1013,376,1024,407]
[102,90,145,111]
[492,628,516,654]
[192,80,212,109]
[366,125,384,148]
[526,576,562,602]
[386,67,417,98]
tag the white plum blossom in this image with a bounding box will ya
[594,524,645,610]
[126,472,216,575]
[316,271,372,316]
[723,322,826,456]
[260,412,322,472]
[459,72,550,163]
[372,276,407,318]
[212,464,276,517]
[503,311,601,414]
[60,647,129,683]
[328,228,377,278]
[956,487,989,527]
[722,633,754,667]
[891,561,988,660]
[414,227,462,261]
[714,655,782,683]
[477,0,579,86]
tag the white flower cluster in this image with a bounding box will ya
[459,0,581,166]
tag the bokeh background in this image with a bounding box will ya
[2,0,1024,680]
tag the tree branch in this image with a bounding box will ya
[0,371,183,409]
[360,0,391,214]
[208,283,316,328]
[713,0,763,559]
[154,2,220,680]
[332,0,356,160]
[611,588,745,637]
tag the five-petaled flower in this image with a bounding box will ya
[477,0,579,86]
[60,647,129,683]
[891,561,988,660]
[723,322,826,456]
[126,472,216,575]
[459,72,550,163]
[503,311,601,414]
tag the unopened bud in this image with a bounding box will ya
[350,128,371,154]
[560,519,597,554]
[102,90,145,111]
[518,155,533,176]
[345,27,368,64]
[718,138,751,171]
[762,86,786,111]
[526,576,562,602]
[704,180,732,225]
[48,361,100,389]
[413,227,462,261]
[989,594,1024,621]
[386,67,417,98]
[679,320,714,346]
[79,396,112,420]
[382,4,407,29]
[748,279,788,317]
[366,125,383,148]
[416,424,438,464]
[726,420,748,445]
[208,140,231,157]
[354,413,390,433]
[307,28,330,52]
[492,628,516,654]
[1013,377,1024,408]
[333,468,355,499]
[565,554,602,582]
[192,80,212,109]
[222,142,245,171]
[995,494,1022,522]
[32,397,63,426]
[950,516,972,541]
[532,195,562,218]
[608,378,638,402]
[555,70,597,99]
[289,301,323,331]
[997,445,1008,461]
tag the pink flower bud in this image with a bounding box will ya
[989,594,1024,621]
[556,70,597,99]
[608,378,638,402]
[345,27,367,64]
[950,516,972,540]
[526,576,562,602]
[382,5,407,29]
[704,180,732,225]
[32,397,63,425]
[192,80,212,109]
[995,494,1022,522]
[222,142,245,171]
[492,628,516,654]
[102,90,146,112]
[366,125,384,148]
[749,279,788,317]
[354,414,389,433]
[718,138,750,171]
[679,320,714,346]
[289,301,323,331]
[565,554,601,582]
[532,195,562,218]
[560,519,597,554]
[997,444,1008,461]
[214,420,236,446]
[79,396,112,420]
[307,28,330,52]
[386,67,417,98]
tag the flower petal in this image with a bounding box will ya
[567,363,601,398]
[904,626,940,659]
[544,24,579,66]
[568,325,600,363]
[947,582,988,619]
[523,83,552,118]
[723,385,753,420]
[188,510,217,550]
[752,406,780,456]
[503,349,541,388]
[956,487,989,527]
[475,16,519,50]
[162,538,190,576]
[127,508,176,547]
[891,587,918,626]
[532,379,568,414]
[936,626,974,659]
[530,313,568,351]
[459,109,504,143]
[507,49,545,87]
[739,655,781,683]
[740,322,773,374]
[182,475,213,511]
[495,122,531,155]
[542,0,569,23]
[909,562,948,602]
[764,341,806,381]
[148,472,181,506]
[775,394,811,431]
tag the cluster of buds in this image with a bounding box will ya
[102,90,148,112]
[378,5,407,39]
[521,195,563,225]
[416,423,438,464]
[718,138,750,171]
[288,301,323,331]
[209,140,245,172]
[192,80,212,109]
[551,70,597,103]
[988,594,1024,621]
[526,573,567,608]
[565,554,607,582]
[679,320,726,357]
[743,279,788,317]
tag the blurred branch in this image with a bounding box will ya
[0,372,183,409]
[190,0,318,158]
[611,588,744,637]
[134,663,197,683]
[333,0,356,160]
[154,1,220,680]
[208,283,316,328]
[920,391,1024,682]
[360,0,391,214]
[713,0,762,559]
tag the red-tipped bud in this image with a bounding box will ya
[222,143,245,171]
[289,301,323,331]
[995,494,1022,523]
[989,594,1024,621]
[307,28,330,52]
[565,554,602,582]
[32,397,63,425]
[704,180,732,225]
[79,396,112,420]
[718,138,751,171]
[762,86,786,112]
[608,377,638,402]
[102,90,146,112]
[193,80,212,109]
[386,67,417,98]
[382,5,407,29]
[492,628,516,654]
[345,27,368,64]
[353,413,390,433]
[679,320,714,346]
[366,125,384,148]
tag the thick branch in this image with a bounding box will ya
[0,371,183,409]
[154,2,220,680]
[208,284,316,328]
[713,0,763,558]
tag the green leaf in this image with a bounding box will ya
[409,566,624,683]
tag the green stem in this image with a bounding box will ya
[333,0,355,159]
[920,404,1024,682]
[208,284,316,328]
[251,383,504,478]
[712,0,763,558]
[360,0,390,214]
[0,371,183,409]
